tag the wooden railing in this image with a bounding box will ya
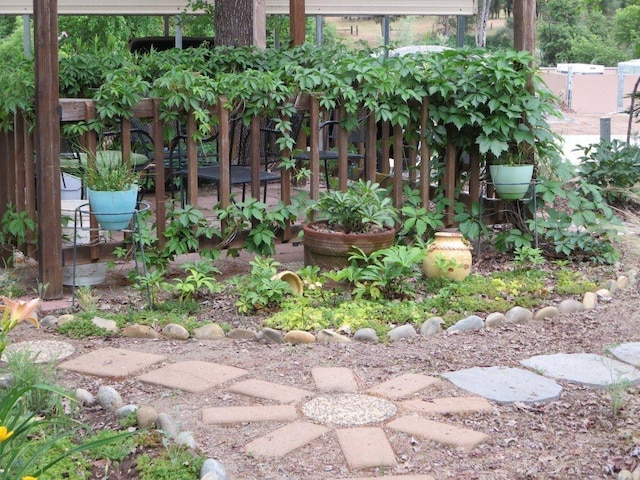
[0,94,485,295]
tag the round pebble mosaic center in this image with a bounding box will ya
[302,394,397,426]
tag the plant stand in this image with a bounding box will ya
[480,179,540,248]
[71,202,151,309]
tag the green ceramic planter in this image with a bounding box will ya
[489,165,534,200]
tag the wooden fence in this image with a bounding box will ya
[0,94,482,296]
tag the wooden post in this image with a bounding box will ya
[217,101,231,209]
[419,100,430,208]
[152,100,166,246]
[34,0,63,299]
[308,96,320,204]
[290,0,305,46]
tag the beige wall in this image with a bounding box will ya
[540,68,640,114]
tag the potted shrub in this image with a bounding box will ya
[84,153,139,231]
[489,143,535,200]
[303,179,399,269]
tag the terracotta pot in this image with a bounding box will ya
[271,270,304,295]
[303,221,397,270]
[423,231,472,281]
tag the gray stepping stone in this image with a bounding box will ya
[441,366,562,404]
[520,353,640,388]
[610,342,640,367]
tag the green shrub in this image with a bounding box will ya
[577,139,640,206]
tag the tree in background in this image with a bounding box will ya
[538,0,632,66]
[0,16,26,64]
[476,0,494,47]
[58,16,163,55]
[615,3,640,57]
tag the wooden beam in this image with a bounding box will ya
[35,0,63,299]
[290,0,305,46]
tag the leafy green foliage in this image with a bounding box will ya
[330,245,425,300]
[57,318,116,339]
[514,245,546,268]
[0,374,132,480]
[136,445,205,480]
[453,201,489,242]
[0,202,36,254]
[264,297,425,337]
[313,180,399,234]
[83,155,139,191]
[229,257,294,314]
[554,268,598,295]
[215,194,309,257]
[4,351,64,416]
[161,204,220,262]
[398,186,444,244]
[577,139,640,206]
[172,260,223,301]
[535,177,622,264]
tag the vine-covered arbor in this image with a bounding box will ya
[0,0,538,299]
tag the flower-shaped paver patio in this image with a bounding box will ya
[59,348,494,479]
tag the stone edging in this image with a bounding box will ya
[41,270,637,346]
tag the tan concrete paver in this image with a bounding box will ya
[335,427,397,469]
[340,476,436,480]
[202,405,298,424]
[58,347,166,378]
[137,361,248,394]
[227,378,313,403]
[367,373,440,400]
[401,397,493,415]
[244,421,329,457]
[387,415,489,450]
[312,366,358,393]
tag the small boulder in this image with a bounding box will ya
[420,317,444,336]
[447,315,484,332]
[201,459,228,480]
[40,315,58,328]
[91,317,118,333]
[284,330,316,344]
[617,275,630,290]
[505,306,533,324]
[136,405,158,429]
[582,291,598,310]
[533,306,559,321]
[162,323,190,340]
[227,328,257,341]
[116,404,138,419]
[96,386,123,412]
[316,329,351,343]
[595,289,613,302]
[75,388,95,406]
[122,324,162,339]
[353,328,379,343]
[557,299,585,314]
[193,323,226,340]
[388,324,418,341]
[256,328,284,343]
[485,312,507,327]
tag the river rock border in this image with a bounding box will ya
[41,270,638,346]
